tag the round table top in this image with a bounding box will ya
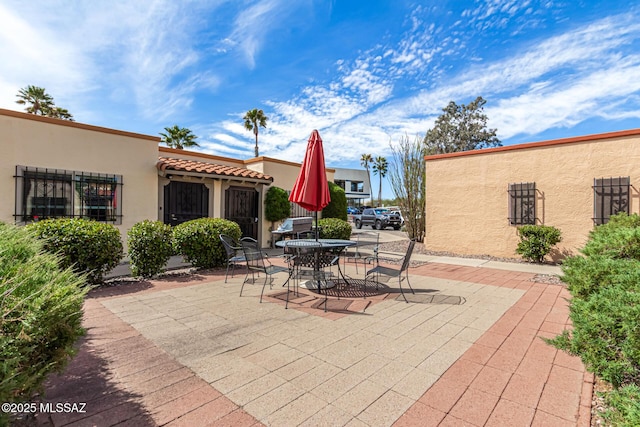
[275,238,356,248]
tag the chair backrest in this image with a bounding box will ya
[241,240,266,272]
[240,236,259,249]
[220,234,240,257]
[399,240,416,273]
[296,230,318,240]
[356,231,379,257]
[291,241,321,268]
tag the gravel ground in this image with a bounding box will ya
[377,241,564,285]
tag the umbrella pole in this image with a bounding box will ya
[315,211,319,241]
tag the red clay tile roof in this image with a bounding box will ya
[157,157,273,182]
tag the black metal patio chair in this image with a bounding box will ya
[220,234,245,283]
[240,239,290,305]
[364,239,416,303]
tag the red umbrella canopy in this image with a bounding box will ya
[289,129,331,211]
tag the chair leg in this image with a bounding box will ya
[398,275,408,303]
[260,276,269,303]
[405,271,415,295]
[225,262,231,283]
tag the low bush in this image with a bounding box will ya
[515,224,562,263]
[27,218,123,284]
[547,213,640,425]
[602,384,640,427]
[173,218,242,269]
[318,218,352,240]
[0,223,86,425]
[127,220,174,278]
[582,213,640,260]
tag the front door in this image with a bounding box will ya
[225,187,259,239]
[164,181,209,225]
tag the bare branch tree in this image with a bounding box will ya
[389,135,426,242]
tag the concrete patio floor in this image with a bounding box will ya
[35,257,592,427]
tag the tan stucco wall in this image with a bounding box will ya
[1,109,160,249]
[425,131,640,260]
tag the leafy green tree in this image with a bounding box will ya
[322,182,347,221]
[15,85,74,120]
[423,96,501,154]
[360,153,373,205]
[372,156,388,207]
[264,186,290,229]
[243,108,268,157]
[159,125,200,149]
[389,135,426,242]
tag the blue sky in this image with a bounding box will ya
[2,1,640,200]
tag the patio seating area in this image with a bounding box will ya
[31,246,594,427]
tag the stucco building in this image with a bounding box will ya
[424,129,640,261]
[1,108,347,249]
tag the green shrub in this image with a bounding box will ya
[318,218,352,240]
[127,220,174,278]
[173,218,241,269]
[561,255,640,299]
[265,186,290,223]
[547,212,640,426]
[602,384,640,427]
[27,218,123,284]
[515,224,562,263]
[582,214,640,260]
[548,284,640,388]
[0,222,86,424]
[322,182,347,221]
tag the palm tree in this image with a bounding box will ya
[16,85,55,116]
[159,125,200,150]
[372,156,388,206]
[48,106,74,121]
[243,108,268,157]
[360,153,373,205]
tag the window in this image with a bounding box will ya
[350,181,364,193]
[15,166,123,224]
[593,177,630,225]
[335,179,346,190]
[508,182,536,225]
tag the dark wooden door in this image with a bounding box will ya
[225,187,258,239]
[164,181,209,225]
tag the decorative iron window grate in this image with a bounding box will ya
[508,182,536,225]
[14,165,123,224]
[593,177,630,225]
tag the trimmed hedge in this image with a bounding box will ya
[27,218,123,284]
[173,218,242,269]
[318,218,352,240]
[0,222,86,425]
[127,220,174,278]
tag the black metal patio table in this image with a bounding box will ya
[276,239,356,303]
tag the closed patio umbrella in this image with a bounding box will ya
[289,129,331,239]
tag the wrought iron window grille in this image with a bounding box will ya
[593,177,630,225]
[508,182,537,226]
[14,165,123,224]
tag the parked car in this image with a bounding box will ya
[353,208,402,230]
[346,207,361,215]
[390,210,404,226]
